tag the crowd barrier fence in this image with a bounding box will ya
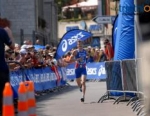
[66,62,106,81]
[96,59,145,116]
[8,60,145,115]
[7,61,68,99]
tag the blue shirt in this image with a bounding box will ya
[75,49,87,64]
[87,56,94,63]
[0,27,12,71]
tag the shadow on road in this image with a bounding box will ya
[36,85,79,102]
[36,85,79,116]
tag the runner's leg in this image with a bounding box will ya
[81,75,86,99]
[76,77,81,88]
[75,68,82,91]
[80,67,87,102]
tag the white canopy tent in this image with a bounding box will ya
[63,0,98,10]
[79,0,98,7]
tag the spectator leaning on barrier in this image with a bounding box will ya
[90,47,95,58]
[31,50,39,68]
[14,43,20,52]
[45,44,50,55]
[94,47,101,62]
[104,39,114,61]
[99,49,107,62]
[67,50,76,64]
[87,46,91,53]
[57,56,68,67]
[13,49,28,70]
[86,46,94,63]
[86,54,94,63]
[48,53,57,66]
[64,52,72,63]
[0,26,15,114]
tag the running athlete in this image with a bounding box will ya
[70,40,87,102]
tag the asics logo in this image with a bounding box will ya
[61,32,85,52]
[86,65,106,76]
[87,68,97,75]
[62,40,68,52]
[98,65,106,76]
[68,32,85,45]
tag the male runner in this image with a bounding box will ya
[70,40,87,102]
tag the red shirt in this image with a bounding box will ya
[32,57,39,66]
[105,43,114,60]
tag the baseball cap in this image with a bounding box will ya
[26,45,34,49]
[20,49,27,54]
[21,45,28,49]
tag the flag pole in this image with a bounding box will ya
[134,0,138,59]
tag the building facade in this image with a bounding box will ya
[0,0,58,46]
[58,0,119,49]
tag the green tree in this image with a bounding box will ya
[55,0,87,15]
[55,0,70,15]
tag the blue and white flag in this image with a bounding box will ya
[55,29,92,59]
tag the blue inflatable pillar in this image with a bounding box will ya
[114,0,135,60]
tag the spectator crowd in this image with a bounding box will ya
[5,39,114,71]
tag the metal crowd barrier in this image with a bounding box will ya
[7,61,26,81]
[98,59,146,116]
[7,61,69,100]
[130,59,146,116]
[98,60,124,103]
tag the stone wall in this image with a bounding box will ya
[0,0,36,44]
[44,0,58,45]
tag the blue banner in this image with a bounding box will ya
[55,29,92,59]
[41,67,53,90]
[86,62,106,80]
[10,67,67,98]
[66,62,106,80]
[10,71,21,98]
[59,67,67,85]
[32,68,44,91]
[66,63,76,80]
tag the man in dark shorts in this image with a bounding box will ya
[0,27,15,113]
[70,40,87,102]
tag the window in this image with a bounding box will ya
[66,26,79,32]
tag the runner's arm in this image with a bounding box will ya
[69,50,82,62]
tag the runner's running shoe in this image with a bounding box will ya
[80,98,84,102]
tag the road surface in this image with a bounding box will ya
[36,82,136,116]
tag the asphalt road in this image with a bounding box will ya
[36,82,136,116]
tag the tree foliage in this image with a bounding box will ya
[55,0,87,15]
